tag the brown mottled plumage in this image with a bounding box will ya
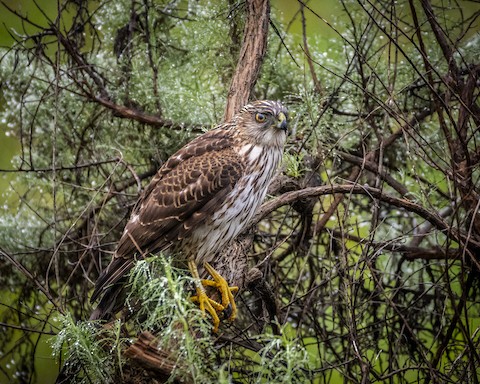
[90,100,288,329]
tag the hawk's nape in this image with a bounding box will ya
[90,100,289,331]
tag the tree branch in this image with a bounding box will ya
[92,96,203,132]
[254,184,480,250]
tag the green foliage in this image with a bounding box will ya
[94,0,235,124]
[254,331,310,383]
[51,256,228,383]
[51,314,119,383]
[283,152,305,178]
[127,256,221,383]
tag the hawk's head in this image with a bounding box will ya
[234,100,289,148]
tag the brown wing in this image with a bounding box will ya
[91,128,243,303]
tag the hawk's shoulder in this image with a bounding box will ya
[142,124,235,200]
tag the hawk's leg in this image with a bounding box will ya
[188,260,238,332]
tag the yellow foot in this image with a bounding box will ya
[202,262,238,322]
[189,261,238,332]
[190,283,224,332]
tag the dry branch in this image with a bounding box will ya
[123,332,186,383]
[92,96,204,133]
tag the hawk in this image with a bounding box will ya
[90,100,288,331]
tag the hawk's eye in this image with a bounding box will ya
[255,113,266,123]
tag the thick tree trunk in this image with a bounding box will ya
[223,0,270,121]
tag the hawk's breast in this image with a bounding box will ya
[181,143,283,265]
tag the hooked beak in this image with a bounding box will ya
[276,112,288,132]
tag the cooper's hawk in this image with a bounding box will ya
[90,100,288,331]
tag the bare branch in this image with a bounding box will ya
[255,184,480,250]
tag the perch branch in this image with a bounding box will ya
[254,184,480,251]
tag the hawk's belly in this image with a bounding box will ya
[185,182,266,264]
[180,155,280,265]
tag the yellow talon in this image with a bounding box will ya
[190,285,222,332]
[203,262,238,322]
[188,260,238,332]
